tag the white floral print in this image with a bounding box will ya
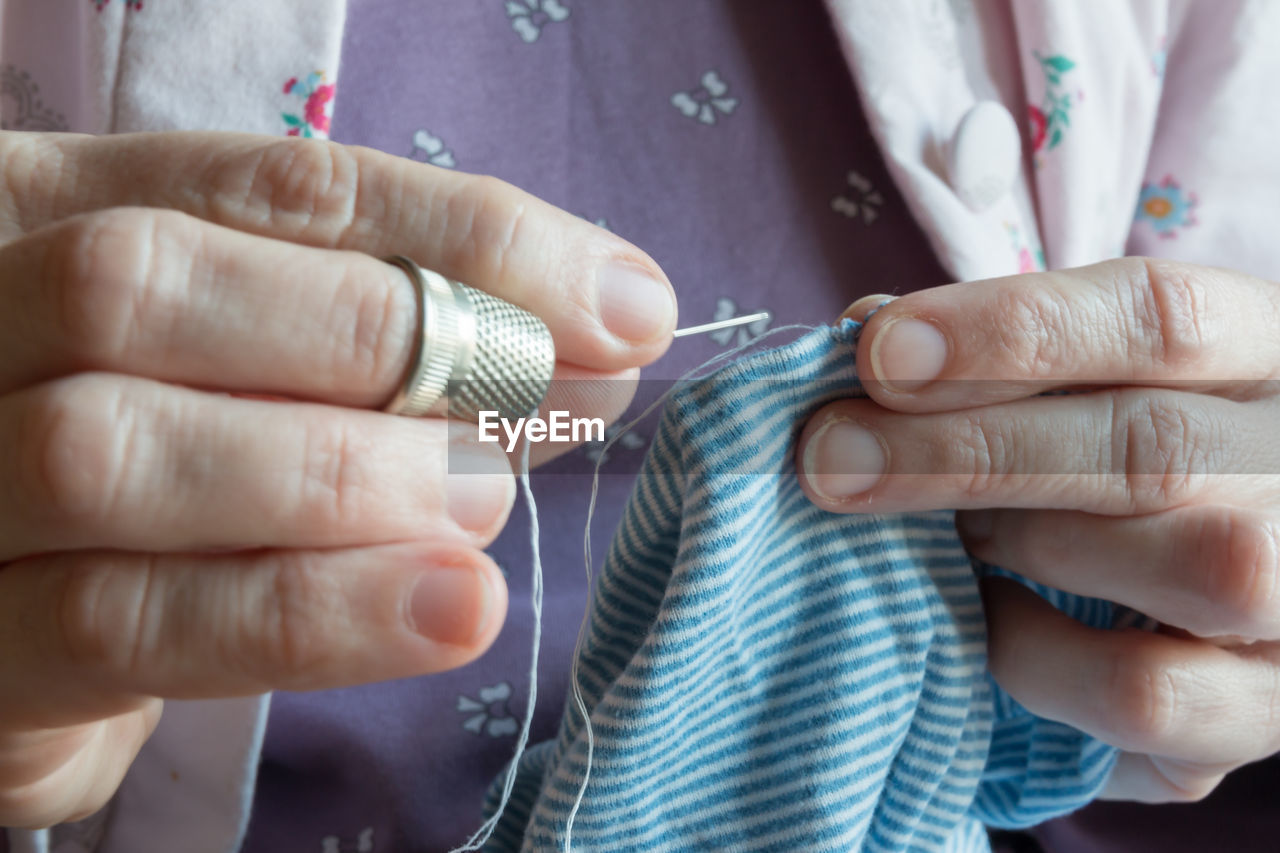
[411,129,456,169]
[831,170,883,224]
[709,297,771,346]
[457,682,519,737]
[321,827,374,853]
[671,71,739,125]
[506,0,569,43]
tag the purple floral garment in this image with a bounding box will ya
[238,3,946,851]
[230,3,1279,853]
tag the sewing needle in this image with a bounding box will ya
[671,311,772,339]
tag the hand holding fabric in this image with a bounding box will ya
[799,258,1280,804]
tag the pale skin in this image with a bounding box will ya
[0,130,675,828]
[798,265,1280,805]
[1,129,1275,829]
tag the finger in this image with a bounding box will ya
[980,576,1280,764]
[0,543,507,726]
[838,293,897,324]
[0,207,642,420]
[1099,752,1229,803]
[3,132,677,369]
[958,505,1280,641]
[796,390,1280,514]
[0,373,515,558]
[232,365,638,472]
[0,705,160,829]
[0,207,419,404]
[850,258,1280,412]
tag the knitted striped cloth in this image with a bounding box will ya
[485,321,1118,852]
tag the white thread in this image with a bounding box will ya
[564,324,823,850]
[448,323,830,852]
[450,437,543,853]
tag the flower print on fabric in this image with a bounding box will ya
[91,0,143,10]
[457,682,519,738]
[584,423,646,467]
[506,0,569,43]
[1005,222,1045,273]
[708,297,772,346]
[1152,35,1168,78]
[919,0,967,72]
[411,129,456,168]
[831,170,883,224]
[1028,51,1078,155]
[282,71,336,139]
[1134,175,1198,238]
[671,71,738,126]
[1,66,69,131]
[321,828,374,853]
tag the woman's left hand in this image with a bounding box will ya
[797,257,1280,803]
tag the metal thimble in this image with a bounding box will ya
[382,255,556,422]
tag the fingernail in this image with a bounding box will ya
[409,560,495,646]
[802,418,887,500]
[870,317,949,392]
[842,293,897,324]
[957,510,994,543]
[446,443,513,534]
[596,262,676,343]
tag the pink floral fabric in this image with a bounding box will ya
[282,70,336,138]
[824,0,1278,283]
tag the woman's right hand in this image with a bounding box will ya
[0,130,676,828]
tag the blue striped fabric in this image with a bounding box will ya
[484,322,1118,852]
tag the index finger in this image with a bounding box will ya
[853,258,1280,412]
[0,131,677,371]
